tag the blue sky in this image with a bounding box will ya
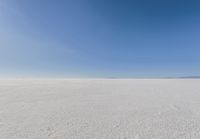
[0,0,200,78]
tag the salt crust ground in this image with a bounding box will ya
[0,79,200,139]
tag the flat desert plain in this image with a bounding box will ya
[0,79,200,139]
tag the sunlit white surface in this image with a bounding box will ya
[0,79,200,139]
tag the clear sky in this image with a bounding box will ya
[0,0,200,78]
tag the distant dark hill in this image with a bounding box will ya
[179,76,200,79]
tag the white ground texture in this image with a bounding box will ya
[0,79,200,139]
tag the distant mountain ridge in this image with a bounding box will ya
[178,76,200,79]
[106,76,200,79]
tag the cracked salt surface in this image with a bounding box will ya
[0,79,200,139]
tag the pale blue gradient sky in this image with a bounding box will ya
[0,0,200,78]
